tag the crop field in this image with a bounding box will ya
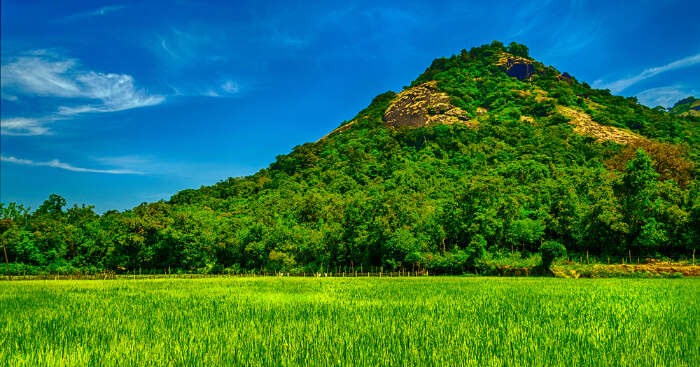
[1,277,698,366]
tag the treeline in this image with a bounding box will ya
[1,42,698,275]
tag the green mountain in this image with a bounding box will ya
[2,41,699,274]
[670,96,700,117]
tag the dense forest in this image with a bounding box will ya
[2,41,698,275]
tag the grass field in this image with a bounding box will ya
[1,277,698,366]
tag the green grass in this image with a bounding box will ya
[1,277,698,366]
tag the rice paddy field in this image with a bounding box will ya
[1,277,698,366]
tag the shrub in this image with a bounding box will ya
[540,241,567,270]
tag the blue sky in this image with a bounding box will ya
[2,0,699,212]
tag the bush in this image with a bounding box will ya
[540,241,567,270]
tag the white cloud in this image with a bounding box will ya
[1,52,164,135]
[2,55,164,109]
[635,85,699,108]
[1,155,143,175]
[1,57,81,97]
[221,80,239,94]
[593,53,700,93]
[0,117,53,136]
[194,80,240,98]
[166,79,241,98]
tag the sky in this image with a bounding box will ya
[2,0,699,212]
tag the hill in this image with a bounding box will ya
[670,96,700,117]
[1,41,698,274]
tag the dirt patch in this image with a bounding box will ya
[383,81,474,129]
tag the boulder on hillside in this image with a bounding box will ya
[383,81,473,129]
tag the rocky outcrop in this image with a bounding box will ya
[383,81,473,128]
[557,106,642,145]
[496,54,534,81]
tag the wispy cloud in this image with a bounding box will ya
[1,51,164,135]
[190,80,240,98]
[0,117,54,136]
[505,0,553,38]
[1,155,143,175]
[56,5,125,22]
[93,155,255,183]
[593,53,700,93]
[540,0,602,57]
[220,81,239,94]
[154,27,228,67]
[2,53,164,108]
[152,27,242,97]
[635,85,699,108]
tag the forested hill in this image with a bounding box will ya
[670,96,700,117]
[2,41,698,274]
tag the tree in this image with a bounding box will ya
[36,194,67,216]
[1,202,30,223]
[539,241,566,272]
[619,149,667,253]
[464,235,487,272]
[507,42,529,58]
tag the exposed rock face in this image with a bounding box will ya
[383,81,473,128]
[496,54,534,81]
[557,106,642,145]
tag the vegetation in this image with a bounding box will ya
[669,96,700,117]
[539,241,566,271]
[1,277,697,366]
[1,41,698,275]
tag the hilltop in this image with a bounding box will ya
[670,96,700,117]
[1,41,698,275]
